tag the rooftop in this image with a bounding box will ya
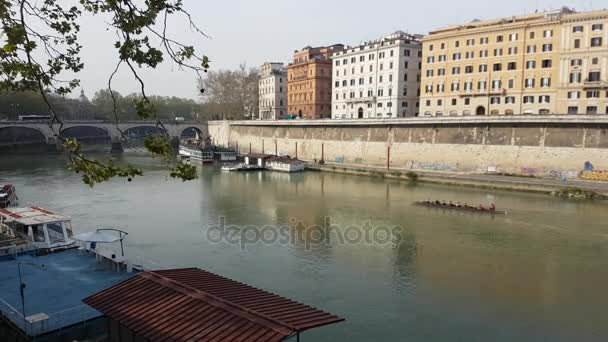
[0,249,134,336]
[0,207,69,226]
[84,268,344,341]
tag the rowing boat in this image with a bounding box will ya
[413,201,507,215]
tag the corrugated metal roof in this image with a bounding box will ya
[83,268,344,341]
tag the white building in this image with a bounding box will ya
[331,31,423,119]
[259,62,288,120]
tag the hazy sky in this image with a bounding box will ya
[74,0,602,100]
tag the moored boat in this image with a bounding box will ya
[413,201,507,215]
[0,206,77,253]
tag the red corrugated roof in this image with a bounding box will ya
[83,268,344,341]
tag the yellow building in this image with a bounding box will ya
[420,8,608,116]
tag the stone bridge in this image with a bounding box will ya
[0,120,208,150]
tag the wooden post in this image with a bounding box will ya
[387,145,391,171]
[295,141,298,159]
[275,140,278,156]
[249,142,252,154]
[262,140,265,154]
[321,143,324,162]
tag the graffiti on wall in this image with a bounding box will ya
[409,161,457,171]
[579,170,608,181]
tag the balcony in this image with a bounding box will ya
[345,96,377,104]
[458,89,506,97]
[583,79,608,89]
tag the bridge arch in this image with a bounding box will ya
[61,126,111,140]
[123,126,168,138]
[179,126,205,140]
[0,126,47,145]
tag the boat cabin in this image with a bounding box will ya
[267,157,306,173]
[0,207,75,252]
[243,154,274,168]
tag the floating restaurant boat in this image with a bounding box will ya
[178,144,215,164]
[0,206,77,253]
[413,201,508,215]
[221,163,265,172]
[266,156,306,173]
[0,184,18,209]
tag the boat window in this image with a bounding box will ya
[31,224,45,242]
[15,222,28,236]
[47,222,66,244]
[64,221,73,237]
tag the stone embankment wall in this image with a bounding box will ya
[208,117,608,177]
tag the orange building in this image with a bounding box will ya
[287,45,344,119]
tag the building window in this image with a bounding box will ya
[525,78,535,88]
[527,45,536,53]
[542,59,552,68]
[568,91,580,99]
[569,72,582,83]
[543,30,553,38]
[541,77,551,87]
[451,99,457,105]
[508,79,514,88]
[574,39,581,49]
[404,49,411,56]
[496,35,503,43]
[542,44,553,52]
[539,95,550,104]
[479,50,488,57]
[591,37,602,47]
[452,67,460,75]
[465,65,473,74]
[592,57,599,65]
[505,96,516,104]
[453,53,461,60]
[592,24,603,31]
[508,47,518,55]
[526,60,536,69]
[464,98,471,105]
[479,64,488,72]
[523,96,535,104]
[438,68,445,76]
[493,63,502,71]
[571,59,582,66]
[509,33,518,41]
[480,37,488,44]
[573,26,584,33]
[529,31,535,39]
[507,62,516,70]
[587,91,600,98]
[587,106,598,114]
[494,48,503,56]
[492,80,501,89]
[451,83,460,91]
[490,97,500,104]
[588,72,601,82]
[568,106,578,114]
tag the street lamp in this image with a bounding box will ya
[17,262,46,330]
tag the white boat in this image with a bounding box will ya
[179,144,214,163]
[221,163,265,172]
[266,157,306,173]
[0,207,76,253]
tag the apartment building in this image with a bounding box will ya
[259,62,288,120]
[420,8,608,116]
[331,31,423,119]
[287,45,344,119]
[558,10,608,115]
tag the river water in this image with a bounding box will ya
[1,153,607,341]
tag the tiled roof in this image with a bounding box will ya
[83,268,344,341]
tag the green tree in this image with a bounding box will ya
[0,0,209,186]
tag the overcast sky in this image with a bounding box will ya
[75,0,602,100]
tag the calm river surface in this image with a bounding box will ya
[1,153,607,341]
